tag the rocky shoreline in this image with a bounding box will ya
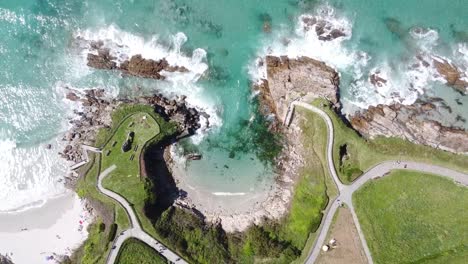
[350,99,468,154]
[255,55,340,126]
[256,55,468,157]
[61,88,203,186]
[60,41,468,233]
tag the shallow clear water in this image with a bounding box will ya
[0,0,467,210]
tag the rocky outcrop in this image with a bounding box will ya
[256,55,339,124]
[86,41,188,80]
[350,101,468,154]
[61,88,203,168]
[433,58,468,94]
[87,48,117,70]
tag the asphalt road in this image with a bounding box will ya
[292,102,468,264]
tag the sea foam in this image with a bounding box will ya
[74,25,222,144]
[250,4,464,113]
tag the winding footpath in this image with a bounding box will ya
[97,165,188,264]
[290,101,468,264]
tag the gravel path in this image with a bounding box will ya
[293,102,468,264]
[97,165,187,264]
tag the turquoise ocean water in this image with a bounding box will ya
[0,0,467,211]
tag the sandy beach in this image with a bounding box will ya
[171,158,296,232]
[0,191,91,264]
[169,113,306,233]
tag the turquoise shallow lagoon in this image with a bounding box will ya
[0,0,467,210]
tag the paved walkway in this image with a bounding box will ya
[97,165,187,264]
[70,145,102,170]
[291,102,468,264]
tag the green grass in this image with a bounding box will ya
[307,99,468,184]
[73,154,130,264]
[278,108,336,250]
[74,104,178,263]
[353,170,468,264]
[101,112,162,237]
[116,238,167,264]
[101,112,159,209]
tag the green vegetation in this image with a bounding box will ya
[99,107,177,239]
[154,207,231,263]
[153,206,301,264]
[278,108,336,249]
[74,219,110,264]
[148,107,337,264]
[74,104,177,264]
[101,112,159,232]
[73,154,130,264]
[116,238,167,264]
[354,170,468,264]
[308,99,468,184]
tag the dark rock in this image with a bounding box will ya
[369,71,388,88]
[433,58,468,94]
[350,101,468,154]
[301,15,347,41]
[87,48,117,69]
[66,92,79,101]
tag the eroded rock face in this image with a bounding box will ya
[433,58,468,94]
[120,55,188,79]
[86,41,188,79]
[350,101,468,154]
[256,55,339,123]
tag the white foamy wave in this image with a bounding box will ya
[410,27,439,51]
[456,43,468,83]
[74,25,222,143]
[251,4,360,79]
[0,138,69,212]
[0,8,26,25]
[250,4,464,112]
[74,25,208,81]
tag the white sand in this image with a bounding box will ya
[172,162,294,233]
[0,191,91,264]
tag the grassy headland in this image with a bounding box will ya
[72,104,177,264]
[73,99,468,264]
[354,170,468,264]
[309,99,468,184]
[116,238,167,264]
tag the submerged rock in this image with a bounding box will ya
[301,15,347,41]
[433,58,468,94]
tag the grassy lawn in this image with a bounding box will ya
[74,104,178,263]
[308,99,468,184]
[353,170,468,264]
[101,112,161,236]
[116,238,167,264]
[101,112,159,211]
[284,108,340,264]
[73,155,130,264]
